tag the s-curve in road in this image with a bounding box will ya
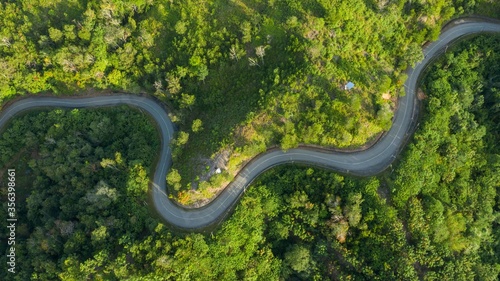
[1,19,499,230]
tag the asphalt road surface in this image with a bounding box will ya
[1,19,499,230]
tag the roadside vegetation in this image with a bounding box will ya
[1,31,499,280]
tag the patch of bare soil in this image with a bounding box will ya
[417,88,427,100]
[193,149,231,188]
[305,29,320,40]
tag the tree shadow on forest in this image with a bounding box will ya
[22,1,87,39]
[171,0,317,159]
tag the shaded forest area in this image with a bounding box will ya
[1,0,499,204]
[0,107,160,280]
[0,33,499,280]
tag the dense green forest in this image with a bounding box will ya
[1,0,500,204]
[1,32,499,280]
[0,107,161,280]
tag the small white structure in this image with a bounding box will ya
[215,168,222,174]
[344,82,355,90]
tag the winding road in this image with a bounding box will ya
[1,19,500,229]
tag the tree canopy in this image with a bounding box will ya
[1,0,500,280]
